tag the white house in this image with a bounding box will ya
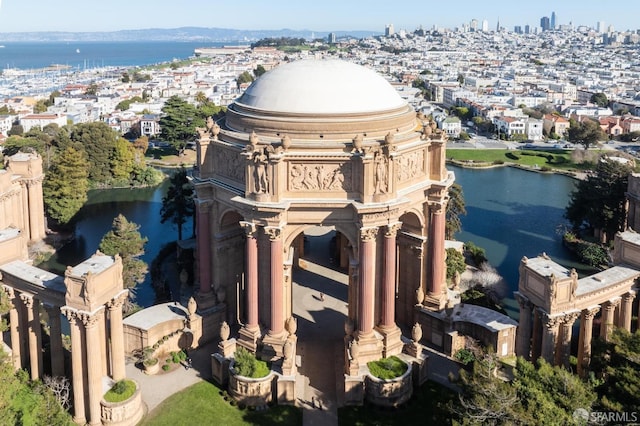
[19,113,67,132]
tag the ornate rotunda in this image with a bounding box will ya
[193,59,453,376]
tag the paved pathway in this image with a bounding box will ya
[292,227,349,426]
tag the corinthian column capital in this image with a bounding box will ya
[264,226,283,241]
[385,222,402,238]
[239,221,257,237]
[360,226,379,242]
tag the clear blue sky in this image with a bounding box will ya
[0,0,637,33]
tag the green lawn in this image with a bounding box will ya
[338,380,456,426]
[446,148,593,172]
[142,381,302,426]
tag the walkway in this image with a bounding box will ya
[293,226,349,426]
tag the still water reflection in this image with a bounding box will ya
[451,165,585,314]
[46,179,192,308]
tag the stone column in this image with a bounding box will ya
[619,291,636,332]
[357,227,378,337]
[238,221,261,351]
[378,223,403,357]
[426,201,446,309]
[380,223,401,329]
[21,294,43,380]
[196,200,212,295]
[82,312,102,426]
[45,305,65,377]
[531,308,542,362]
[265,226,285,337]
[600,298,620,342]
[64,310,86,425]
[577,306,600,378]
[556,312,579,367]
[107,294,127,381]
[540,312,560,364]
[515,293,532,360]
[4,287,22,369]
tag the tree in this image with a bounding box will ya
[565,157,633,243]
[590,92,609,108]
[8,124,23,136]
[446,247,466,280]
[591,329,640,414]
[70,122,118,183]
[194,91,208,106]
[99,214,148,293]
[567,118,605,149]
[159,95,202,154]
[43,147,89,225]
[236,70,254,87]
[33,99,48,113]
[446,183,466,239]
[160,167,194,240]
[452,351,596,425]
[253,64,266,78]
[111,138,136,183]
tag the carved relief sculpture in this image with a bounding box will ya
[373,150,388,194]
[289,163,352,192]
[398,150,424,182]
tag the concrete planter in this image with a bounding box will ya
[100,380,144,426]
[228,362,275,407]
[365,361,413,407]
[143,359,160,375]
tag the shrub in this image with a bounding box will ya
[104,379,136,403]
[446,248,466,280]
[505,152,519,161]
[162,364,170,371]
[465,241,487,266]
[492,160,504,165]
[455,348,475,365]
[233,347,270,378]
[367,356,408,380]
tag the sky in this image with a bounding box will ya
[0,1,638,34]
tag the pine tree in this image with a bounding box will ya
[99,214,148,291]
[446,183,466,239]
[160,167,194,241]
[43,146,89,225]
[159,96,203,154]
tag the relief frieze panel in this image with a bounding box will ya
[288,162,353,192]
[397,150,425,183]
[214,146,245,183]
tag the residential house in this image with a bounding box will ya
[542,114,570,137]
[140,114,161,137]
[19,113,67,132]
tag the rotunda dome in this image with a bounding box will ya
[236,59,406,114]
[225,59,417,140]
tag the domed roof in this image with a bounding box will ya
[235,59,406,114]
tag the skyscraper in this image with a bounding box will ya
[550,11,556,30]
[385,24,394,37]
[482,20,489,32]
[540,16,550,31]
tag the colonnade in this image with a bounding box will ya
[516,290,637,376]
[1,279,128,425]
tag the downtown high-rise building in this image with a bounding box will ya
[550,11,556,29]
[540,16,550,31]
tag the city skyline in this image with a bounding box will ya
[0,0,637,34]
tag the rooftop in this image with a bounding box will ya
[235,59,406,115]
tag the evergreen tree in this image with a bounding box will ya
[70,122,118,183]
[591,328,640,414]
[567,118,606,149]
[99,214,148,292]
[159,96,203,154]
[111,137,135,183]
[43,147,89,225]
[565,157,632,242]
[446,183,466,239]
[160,167,194,240]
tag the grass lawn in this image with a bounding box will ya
[146,147,196,166]
[446,149,594,172]
[338,380,456,426]
[142,380,302,426]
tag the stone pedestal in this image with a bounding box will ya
[344,375,365,406]
[211,353,231,386]
[276,375,297,405]
[219,337,237,358]
[237,326,262,353]
[376,326,403,358]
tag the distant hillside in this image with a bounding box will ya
[0,27,380,42]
